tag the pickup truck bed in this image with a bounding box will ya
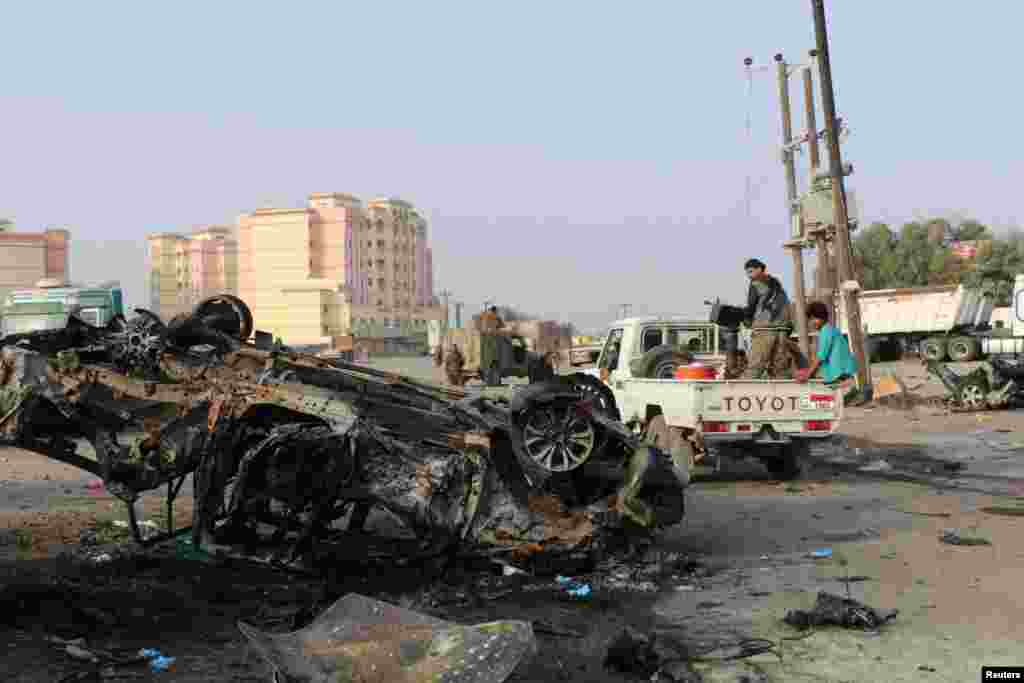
[581,315,845,480]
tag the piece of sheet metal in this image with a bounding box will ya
[238,593,537,683]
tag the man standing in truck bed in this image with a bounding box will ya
[740,258,793,379]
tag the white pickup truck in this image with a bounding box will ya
[577,316,843,479]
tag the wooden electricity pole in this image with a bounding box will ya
[775,54,810,357]
[803,53,833,309]
[811,0,871,391]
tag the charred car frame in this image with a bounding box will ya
[0,295,687,570]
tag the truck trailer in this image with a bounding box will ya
[834,278,1023,362]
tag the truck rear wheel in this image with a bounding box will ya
[760,440,808,480]
[920,337,948,362]
[948,336,980,362]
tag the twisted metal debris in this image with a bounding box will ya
[0,294,686,570]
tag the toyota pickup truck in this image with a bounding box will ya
[575,316,843,479]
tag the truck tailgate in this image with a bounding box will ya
[618,378,842,437]
[695,380,841,438]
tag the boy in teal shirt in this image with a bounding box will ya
[796,302,858,385]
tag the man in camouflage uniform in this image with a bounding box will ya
[740,258,793,379]
[444,345,465,386]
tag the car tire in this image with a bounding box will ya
[948,336,980,362]
[566,373,621,421]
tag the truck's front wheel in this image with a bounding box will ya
[760,440,809,480]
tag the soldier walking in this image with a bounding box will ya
[444,345,465,386]
[740,258,793,379]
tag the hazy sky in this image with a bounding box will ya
[2,2,1021,334]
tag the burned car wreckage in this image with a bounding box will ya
[0,295,687,570]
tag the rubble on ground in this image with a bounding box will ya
[783,591,898,630]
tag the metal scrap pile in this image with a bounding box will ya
[0,295,686,570]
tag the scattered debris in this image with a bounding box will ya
[531,620,582,638]
[139,649,176,673]
[892,508,952,518]
[555,575,592,599]
[939,528,992,546]
[653,660,705,682]
[783,592,898,630]
[873,374,908,403]
[980,506,1024,517]
[858,459,893,473]
[238,593,537,683]
[604,627,694,677]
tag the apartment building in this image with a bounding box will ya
[233,193,441,345]
[0,224,70,303]
[147,226,238,319]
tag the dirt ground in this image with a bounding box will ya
[2,357,1023,681]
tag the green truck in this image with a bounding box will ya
[0,280,125,336]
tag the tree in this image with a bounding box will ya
[962,231,1024,304]
[950,219,991,242]
[853,219,958,289]
[852,222,899,290]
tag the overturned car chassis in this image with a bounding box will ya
[0,295,686,570]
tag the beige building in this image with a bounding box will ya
[0,224,70,303]
[236,193,442,345]
[148,193,442,346]
[147,226,238,319]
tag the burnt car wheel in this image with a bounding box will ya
[193,294,254,341]
[566,373,620,421]
[521,398,597,472]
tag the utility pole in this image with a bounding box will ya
[454,301,463,329]
[803,52,834,309]
[811,0,871,391]
[775,53,810,357]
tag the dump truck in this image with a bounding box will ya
[833,282,1012,362]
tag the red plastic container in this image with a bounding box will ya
[675,364,717,380]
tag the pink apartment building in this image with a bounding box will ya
[149,193,441,344]
[0,226,70,302]
[147,227,237,319]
